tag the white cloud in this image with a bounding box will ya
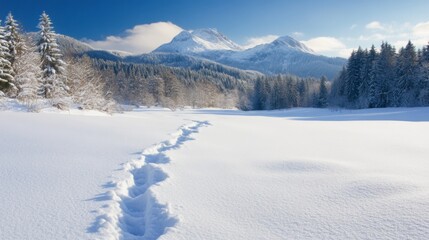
[243,35,279,49]
[413,21,429,37]
[301,37,351,57]
[86,22,183,54]
[350,24,357,30]
[366,21,384,30]
[358,33,386,41]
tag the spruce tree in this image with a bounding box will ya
[417,43,429,105]
[358,48,370,106]
[395,41,418,106]
[37,12,68,101]
[5,12,25,68]
[367,45,379,108]
[317,76,328,108]
[374,42,396,107]
[15,42,42,106]
[345,48,364,106]
[0,21,15,95]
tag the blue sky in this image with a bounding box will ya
[1,0,429,57]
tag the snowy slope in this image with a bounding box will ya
[154,31,345,79]
[50,31,344,79]
[212,35,345,79]
[0,109,187,240]
[2,107,429,239]
[154,29,243,53]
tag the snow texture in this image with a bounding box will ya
[94,120,209,239]
[1,107,429,239]
[154,30,345,79]
[155,29,243,53]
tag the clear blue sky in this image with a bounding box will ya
[1,0,429,56]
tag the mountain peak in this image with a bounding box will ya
[154,28,243,53]
[271,35,314,53]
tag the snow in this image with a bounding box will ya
[2,107,429,239]
[153,30,345,78]
[154,29,243,53]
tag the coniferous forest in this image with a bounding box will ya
[1,12,429,111]
[330,42,429,108]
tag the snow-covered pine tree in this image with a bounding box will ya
[66,55,115,111]
[162,70,184,110]
[5,13,26,68]
[37,11,68,104]
[0,20,15,96]
[15,41,42,108]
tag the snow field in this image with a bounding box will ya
[1,107,429,239]
[94,120,209,240]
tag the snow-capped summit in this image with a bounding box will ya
[154,28,243,53]
[190,28,243,51]
[269,35,314,53]
[209,35,345,79]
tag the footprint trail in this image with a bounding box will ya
[93,120,209,240]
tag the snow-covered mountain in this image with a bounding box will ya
[210,35,346,79]
[54,30,345,79]
[154,30,346,79]
[154,28,243,53]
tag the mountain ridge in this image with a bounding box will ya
[153,29,346,79]
[49,29,346,79]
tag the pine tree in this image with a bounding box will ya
[15,42,42,106]
[253,77,269,110]
[163,70,184,109]
[0,21,15,96]
[66,55,115,111]
[317,76,328,108]
[5,12,26,68]
[367,45,379,108]
[38,12,65,77]
[345,47,364,106]
[285,76,298,108]
[297,79,307,106]
[37,12,68,101]
[271,75,288,109]
[395,41,418,106]
[374,42,396,107]
[417,43,429,105]
[329,67,347,107]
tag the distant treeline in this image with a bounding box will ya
[330,41,429,108]
[3,11,428,112]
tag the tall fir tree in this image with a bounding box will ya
[15,41,42,105]
[367,45,379,108]
[37,12,68,100]
[374,42,396,107]
[395,41,418,106]
[417,43,429,105]
[345,47,364,106]
[0,20,15,95]
[253,77,268,110]
[317,76,328,108]
[5,12,26,68]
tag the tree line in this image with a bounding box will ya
[4,11,426,112]
[330,41,429,108]
[0,12,114,111]
[252,75,328,110]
